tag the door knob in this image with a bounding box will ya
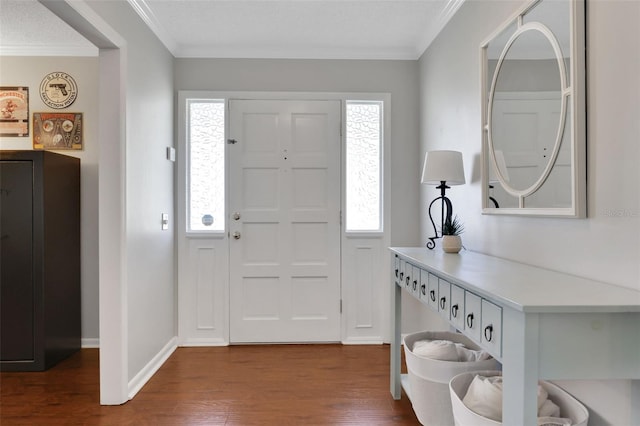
[233,231,241,240]
[233,212,241,221]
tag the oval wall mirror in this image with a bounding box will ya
[481,0,586,217]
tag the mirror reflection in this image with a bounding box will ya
[490,28,564,193]
[481,0,586,216]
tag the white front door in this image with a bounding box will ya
[228,99,341,343]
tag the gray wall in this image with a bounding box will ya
[419,0,640,424]
[0,56,100,345]
[88,1,176,381]
[175,58,421,248]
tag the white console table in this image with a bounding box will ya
[390,247,640,426]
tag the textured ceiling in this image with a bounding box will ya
[0,0,465,59]
[0,0,98,56]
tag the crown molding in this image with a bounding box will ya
[0,44,98,57]
[416,0,466,58]
[127,0,178,55]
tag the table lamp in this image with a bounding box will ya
[421,150,465,249]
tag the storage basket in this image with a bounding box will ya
[449,370,589,426]
[404,331,500,426]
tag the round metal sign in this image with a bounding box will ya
[40,72,78,109]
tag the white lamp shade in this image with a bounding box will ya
[421,150,466,185]
[489,150,510,183]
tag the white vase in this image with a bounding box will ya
[442,235,462,253]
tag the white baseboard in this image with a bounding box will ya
[341,338,384,345]
[178,338,229,347]
[82,338,100,348]
[127,336,178,400]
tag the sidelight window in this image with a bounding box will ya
[186,99,225,232]
[346,101,383,232]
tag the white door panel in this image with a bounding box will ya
[229,99,341,343]
[178,239,228,345]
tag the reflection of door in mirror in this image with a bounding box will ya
[489,23,566,194]
[492,92,571,208]
[525,99,572,208]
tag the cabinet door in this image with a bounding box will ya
[464,291,482,343]
[0,161,34,362]
[427,273,439,310]
[481,300,502,357]
[403,263,412,292]
[419,269,429,305]
[394,256,400,286]
[398,259,406,289]
[438,279,451,320]
[411,265,420,297]
[450,284,465,331]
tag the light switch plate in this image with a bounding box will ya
[166,147,176,162]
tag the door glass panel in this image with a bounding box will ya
[187,99,225,232]
[346,101,382,232]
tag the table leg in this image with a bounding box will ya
[502,309,539,426]
[390,281,402,399]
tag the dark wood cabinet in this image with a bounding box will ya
[1,150,81,371]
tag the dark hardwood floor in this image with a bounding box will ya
[1,345,419,425]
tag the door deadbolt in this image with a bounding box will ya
[233,212,241,221]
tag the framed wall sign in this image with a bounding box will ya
[33,112,83,150]
[0,87,29,137]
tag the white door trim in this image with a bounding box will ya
[177,91,391,345]
[39,0,130,405]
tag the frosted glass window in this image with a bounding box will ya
[346,101,382,232]
[187,99,225,232]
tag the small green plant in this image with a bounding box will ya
[442,215,464,236]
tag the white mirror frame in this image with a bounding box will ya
[480,0,586,217]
